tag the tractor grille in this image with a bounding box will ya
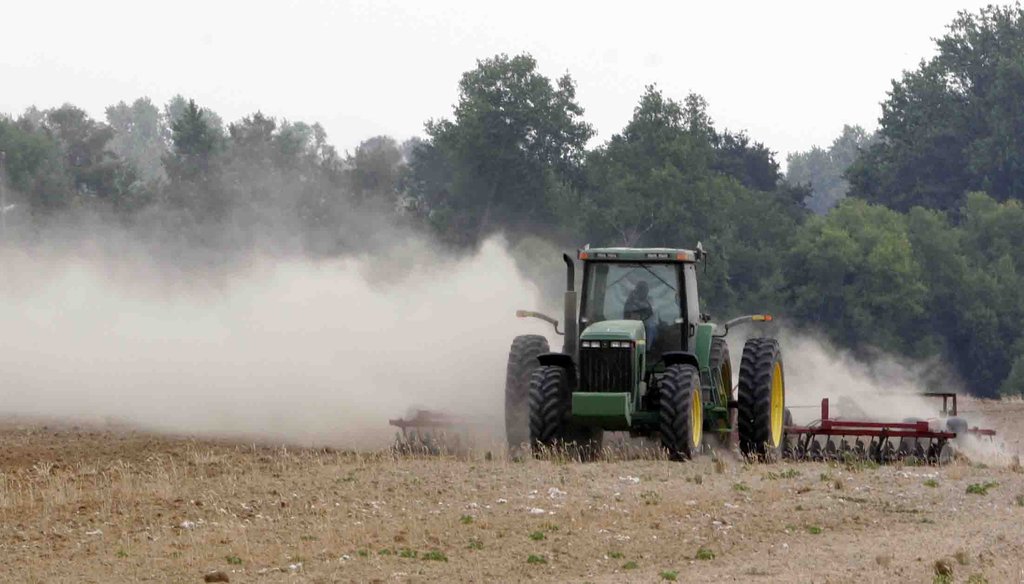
[579,345,633,392]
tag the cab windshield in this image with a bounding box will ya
[581,262,683,336]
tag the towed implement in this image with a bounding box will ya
[388,410,473,454]
[505,245,786,461]
[783,393,996,464]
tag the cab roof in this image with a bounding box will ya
[578,247,699,262]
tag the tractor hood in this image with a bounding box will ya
[580,320,646,341]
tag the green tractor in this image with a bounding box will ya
[505,246,786,461]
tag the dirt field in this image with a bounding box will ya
[0,400,1022,584]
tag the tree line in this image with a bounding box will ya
[2,5,1024,396]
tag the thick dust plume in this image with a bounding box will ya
[0,237,555,448]
[777,332,957,423]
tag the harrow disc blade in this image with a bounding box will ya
[838,438,853,455]
[783,434,797,460]
[854,438,867,458]
[824,438,838,461]
[808,439,823,461]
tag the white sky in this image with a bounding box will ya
[0,0,994,160]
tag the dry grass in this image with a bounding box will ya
[0,401,1023,583]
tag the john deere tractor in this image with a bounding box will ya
[504,246,786,461]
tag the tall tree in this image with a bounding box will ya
[408,53,594,245]
[164,95,224,136]
[578,86,802,317]
[787,124,875,214]
[579,86,712,246]
[162,99,225,219]
[347,135,404,209]
[783,199,931,356]
[0,114,70,214]
[106,97,169,182]
[848,5,1024,212]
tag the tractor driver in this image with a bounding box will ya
[623,280,659,347]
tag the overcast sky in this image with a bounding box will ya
[0,1,994,161]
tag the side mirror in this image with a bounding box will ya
[695,241,709,273]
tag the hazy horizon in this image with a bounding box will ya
[0,0,994,159]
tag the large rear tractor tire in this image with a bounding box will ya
[708,337,733,450]
[505,335,550,448]
[709,337,733,395]
[528,366,571,455]
[738,338,785,462]
[658,364,703,461]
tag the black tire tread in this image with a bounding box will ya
[737,338,784,460]
[658,364,701,461]
[528,366,569,448]
[505,335,550,446]
[708,337,732,397]
[708,337,732,449]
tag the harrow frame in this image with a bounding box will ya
[783,397,995,463]
[388,410,470,454]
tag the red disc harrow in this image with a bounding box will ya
[783,393,995,464]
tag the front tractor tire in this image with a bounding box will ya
[505,335,550,448]
[738,338,785,461]
[658,364,703,461]
[528,366,571,453]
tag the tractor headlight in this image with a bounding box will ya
[611,341,631,349]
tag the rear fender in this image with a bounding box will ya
[694,323,714,371]
[662,351,700,370]
[538,352,577,389]
[538,352,575,369]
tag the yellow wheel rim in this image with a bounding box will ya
[770,362,784,447]
[691,390,703,447]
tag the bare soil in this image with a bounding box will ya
[0,400,1022,584]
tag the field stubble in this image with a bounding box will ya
[0,399,1022,583]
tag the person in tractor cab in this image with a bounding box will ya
[623,280,658,347]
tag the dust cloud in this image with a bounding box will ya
[0,237,556,448]
[777,332,957,423]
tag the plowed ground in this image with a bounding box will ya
[0,399,1022,583]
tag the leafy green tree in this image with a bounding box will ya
[579,86,706,246]
[784,199,930,355]
[164,99,222,183]
[787,125,875,214]
[576,86,802,317]
[42,104,142,208]
[165,94,224,136]
[1002,353,1024,397]
[106,97,168,182]
[347,135,404,209]
[408,53,594,245]
[957,193,1024,393]
[162,99,226,219]
[0,115,70,213]
[905,206,971,359]
[713,131,780,192]
[848,5,1024,212]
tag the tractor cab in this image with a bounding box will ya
[577,248,701,370]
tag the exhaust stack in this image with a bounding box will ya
[562,253,577,357]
